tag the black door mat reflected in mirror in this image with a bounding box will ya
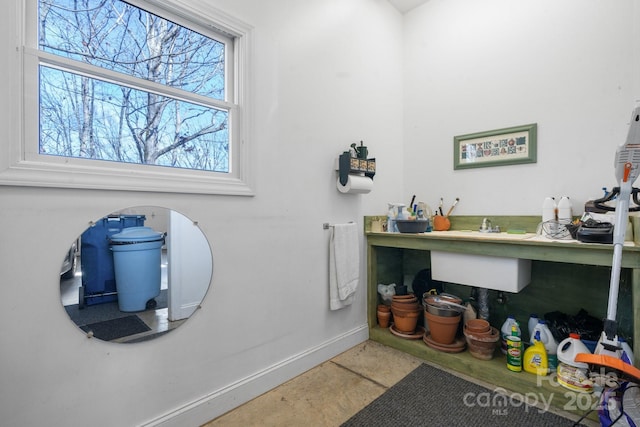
[80,315,150,341]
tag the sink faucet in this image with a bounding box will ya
[480,218,500,233]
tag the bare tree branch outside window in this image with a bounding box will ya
[38,0,230,172]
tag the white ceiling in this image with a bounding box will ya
[388,0,430,14]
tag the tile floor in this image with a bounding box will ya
[202,340,423,427]
[202,340,599,427]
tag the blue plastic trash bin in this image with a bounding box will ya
[110,227,165,312]
[80,215,146,307]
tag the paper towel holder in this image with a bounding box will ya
[337,151,376,187]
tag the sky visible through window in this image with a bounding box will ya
[38,0,230,172]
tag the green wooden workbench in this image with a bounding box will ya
[365,215,640,421]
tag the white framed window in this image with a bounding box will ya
[1,0,254,195]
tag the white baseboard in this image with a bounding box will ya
[141,324,369,427]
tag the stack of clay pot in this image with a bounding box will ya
[423,293,464,345]
[390,294,421,333]
[463,318,500,360]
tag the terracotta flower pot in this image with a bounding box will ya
[463,325,500,360]
[391,302,420,312]
[465,319,491,334]
[392,310,420,333]
[424,310,461,344]
[392,296,418,307]
[377,309,391,328]
[391,305,421,317]
[392,294,416,300]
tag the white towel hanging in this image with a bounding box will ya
[329,222,359,310]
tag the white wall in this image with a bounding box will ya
[1,1,638,426]
[403,0,640,216]
[0,1,403,426]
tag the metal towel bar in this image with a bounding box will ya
[323,221,354,230]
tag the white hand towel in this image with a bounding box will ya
[329,223,360,311]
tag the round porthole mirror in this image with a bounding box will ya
[59,206,212,343]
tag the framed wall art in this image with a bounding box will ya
[453,123,537,170]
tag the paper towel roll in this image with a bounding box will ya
[337,175,373,194]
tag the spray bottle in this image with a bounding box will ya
[524,331,549,376]
[387,203,405,233]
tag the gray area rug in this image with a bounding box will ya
[341,363,586,427]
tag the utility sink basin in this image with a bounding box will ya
[431,250,532,293]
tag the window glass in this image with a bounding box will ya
[39,0,225,99]
[39,65,229,171]
[37,0,231,172]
